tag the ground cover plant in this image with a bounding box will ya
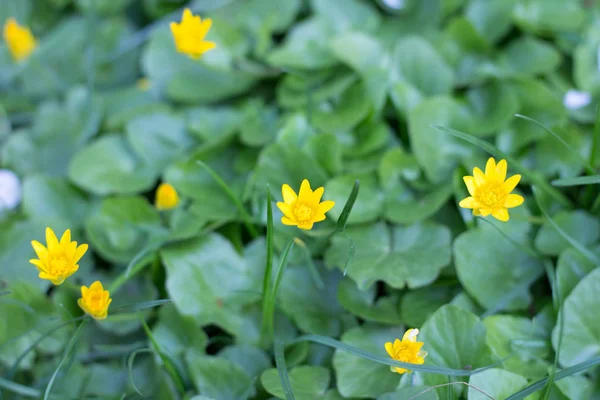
[2,0,600,399]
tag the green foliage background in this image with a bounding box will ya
[1,0,600,399]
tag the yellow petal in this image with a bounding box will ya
[317,200,335,215]
[492,208,509,222]
[402,328,419,342]
[473,168,486,186]
[281,184,297,204]
[479,208,492,216]
[46,227,59,250]
[495,159,507,182]
[197,18,213,39]
[196,40,216,53]
[73,244,89,263]
[394,367,408,374]
[169,21,179,36]
[31,240,48,260]
[384,342,394,357]
[459,196,477,209]
[281,216,297,226]
[90,281,104,291]
[51,276,65,285]
[312,213,327,223]
[501,174,521,193]
[297,222,314,230]
[473,208,482,216]
[29,259,47,272]
[312,187,324,204]
[298,179,312,202]
[463,176,476,196]
[504,194,524,208]
[182,8,194,23]
[484,157,496,178]
[59,229,71,247]
[276,202,294,219]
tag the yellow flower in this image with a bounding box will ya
[29,228,88,285]
[155,183,179,210]
[78,281,112,320]
[3,18,37,61]
[459,157,524,222]
[385,328,428,374]
[170,8,216,59]
[276,179,335,230]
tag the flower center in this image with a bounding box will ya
[476,185,504,208]
[48,256,69,277]
[293,203,314,222]
[394,344,416,362]
[90,293,102,310]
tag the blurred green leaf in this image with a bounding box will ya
[535,211,600,256]
[261,365,330,400]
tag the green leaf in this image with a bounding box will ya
[535,211,600,256]
[125,112,197,170]
[556,247,600,303]
[384,183,453,225]
[465,0,516,43]
[552,175,600,187]
[85,195,164,264]
[325,174,383,225]
[279,265,345,336]
[312,81,371,132]
[400,286,457,327]
[465,80,519,136]
[503,36,562,76]
[185,106,242,144]
[152,303,208,359]
[337,278,401,325]
[484,315,551,378]
[332,325,401,398]
[186,351,255,400]
[326,222,451,290]
[69,134,157,195]
[408,97,476,183]
[161,235,262,340]
[218,345,271,380]
[513,0,585,34]
[553,268,600,367]
[392,36,454,97]
[261,365,330,400]
[378,386,439,400]
[468,368,528,400]
[420,305,495,399]
[454,225,544,311]
[21,175,90,228]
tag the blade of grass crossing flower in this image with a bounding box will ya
[197,161,259,238]
[293,334,504,376]
[44,319,89,400]
[432,125,571,207]
[139,315,185,394]
[274,339,296,400]
[127,349,153,396]
[552,175,600,187]
[0,377,39,398]
[506,356,600,400]
[260,188,275,347]
[532,186,600,264]
[111,299,172,313]
[515,114,595,174]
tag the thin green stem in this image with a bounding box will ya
[197,161,259,238]
[591,105,600,168]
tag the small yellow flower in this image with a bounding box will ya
[276,179,335,230]
[385,328,428,374]
[136,77,151,91]
[78,281,112,320]
[3,18,37,61]
[459,157,524,222]
[29,228,88,285]
[170,8,216,59]
[155,183,179,210]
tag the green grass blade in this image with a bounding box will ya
[274,339,296,400]
[197,160,259,238]
[44,319,88,400]
[111,299,172,313]
[552,175,600,187]
[294,334,501,376]
[591,105,600,167]
[432,124,572,207]
[295,238,324,289]
[262,239,295,346]
[515,114,595,174]
[335,180,360,233]
[0,377,39,398]
[506,356,600,400]
[532,186,600,264]
[127,348,153,396]
[260,188,275,347]
[540,259,562,400]
[139,315,185,393]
